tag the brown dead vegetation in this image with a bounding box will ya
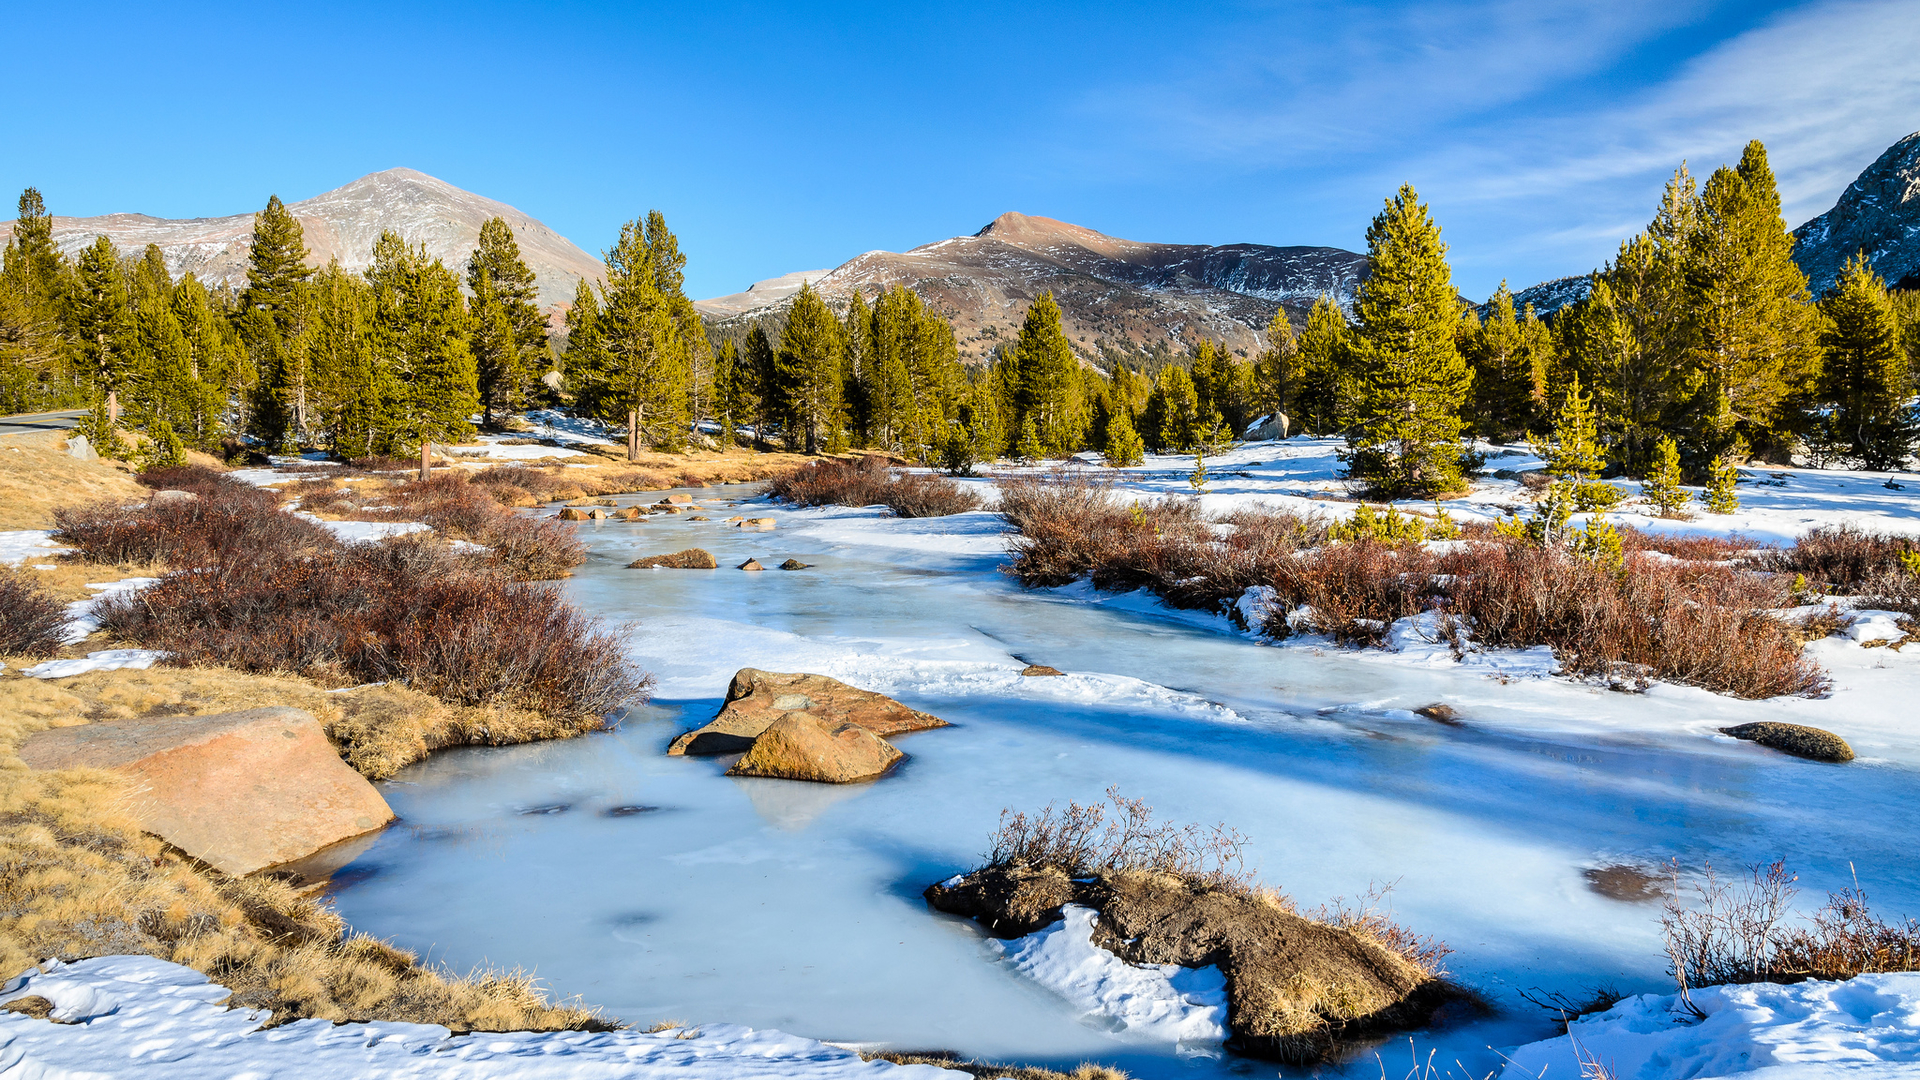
[864,1052,1129,1080]
[770,455,984,517]
[998,473,1829,699]
[0,572,67,657]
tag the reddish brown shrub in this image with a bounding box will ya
[770,456,981,517]
[0,572,68,657]
[96,535,647,721]
[1621,528,1761,562]
[882,471,984,517]
[354,474,585,581]
[1275,542,1440,645]
[53,488,332,568]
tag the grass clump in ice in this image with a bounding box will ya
[769,455,984,517]
[864,1052,1129,1080]
[997,471,1831,699]
[1662,860,1920,1003]
[926,789,1460,1065]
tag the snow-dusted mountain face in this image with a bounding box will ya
[12,169,604,312]
[698,212,1368,362]
[1793,130,1920,297]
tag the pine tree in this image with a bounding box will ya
[304,262,384,460]
[5,188,64,304]
[1701,454,1739,513]
[1640,435,1688,518]
[1293,295,1348,435]
[1344,186,1473,497]
[1533,373,1623,512]
[1463,283,1545,441]
[1102,404,1144,466]
[777,283,843,453]
[1816,252,1913,469]
[1152,364,1202,452]
[1684,142,1823,459]
[588,217,691,455]
[945,376,1004,474]
[365,231,479,454]
[66,236,137,423]
[467,268,520,426]
[742,323,778,447]
[1014,414,1043,463]
[864,285,915,450]
[1011,292,1083,455]
[560,277,602,400]
[640,211,712,432]
[842,291,872,442]
[1253,308,1297,429]
[241,195,311,338]
[1188,447,1208,493]
[466,217,549,421]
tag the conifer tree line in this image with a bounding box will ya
[1,188,554,459]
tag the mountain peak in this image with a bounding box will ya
[1792,130,1920,294]
[974,211,1116,248]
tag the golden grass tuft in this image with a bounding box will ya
[863,1052,1130,1080]
[0,664,611,1032]
[12,557,171,603]
[0,432,149,530]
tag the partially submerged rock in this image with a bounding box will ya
[1719,722,1854,762]
[1020,664,1065,677]
[926,865,1456,1064]
[557,507,592,521]
[1413,703,1461,725]
[614,506,643,520]
[725,711,904,783]
[658,494,694,505]
[628,548,718,569]
[779,559,811,570]
[738,558,765,571]
[668,668,947,756]
[17,707,394,876]
[740,517,776,529]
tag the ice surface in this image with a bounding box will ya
[1500,973,1920,1078]
[0,955,958,1079]
[991,905,1227,1045]
[316,479,1920,1078]
[24,649,169,678]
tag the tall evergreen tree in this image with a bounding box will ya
[241,195,311,337]
[1463,283,1546,441]
[1344,185,1473,497]
[1293,295,1349,434]
[1011,292,1083,455]
[640,211,712,430]
[842,291,872,441]
[240,195,313,440]
[1684,142,1823,459]
[587,217,691,455]
[4,188,64,304]
[304,262,384,459]
[365,231,479,453]
[66,236,137,422]
[1816,252,1913,469]
[465,217,549,421]
[1253,308,1297,426]
[742,323,778,446]
[467,268,519,425]
[777,283,843,453]
[864,285,916,450]
[561,276,603,396]
[1149,364,1202,452]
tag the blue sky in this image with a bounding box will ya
[7,0,1918,301]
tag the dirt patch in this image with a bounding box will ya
[926,865,1459,1064]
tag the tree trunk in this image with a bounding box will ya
[420,437,430,482]
[628,408,640,462]
[106,388,119,425]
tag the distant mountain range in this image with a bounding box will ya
[12,169,604,312]
[695,212,1369,362]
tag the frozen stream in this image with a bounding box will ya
[328,484,1920,1078]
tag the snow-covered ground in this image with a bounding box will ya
[0,529,69,566]
[990,906,1227,1048]
[1499,973,1920,1078]
[0,956,954,1080]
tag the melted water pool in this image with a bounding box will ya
[328,485,1920,1078]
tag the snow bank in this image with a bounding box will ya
[991,905,1227,1045]
[0,529,69,566]
[292,511,432,544]
[60,577,161,643]
[1500,973,1920,1078]
[455,441,592,460]
[0,956,957,1080]
[23,649,169,679]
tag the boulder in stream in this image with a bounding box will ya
[628,548,718,569]
[1719,722,1854,762]
[668,668,947,756]
[725,711,904,783]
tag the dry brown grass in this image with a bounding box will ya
[0,665,610,1032]
[11,556,171,602]
[0,431,148,529]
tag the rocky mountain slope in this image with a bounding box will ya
[697,212,1368,362]
[1793,130,1920,296]
[16,169,603,312]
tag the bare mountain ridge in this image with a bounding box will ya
[13,169,603,312]
[698,212,1368,362]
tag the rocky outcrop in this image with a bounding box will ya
[926,865,1456,1064]
[628,548,718,569]
[17,707,393,876]
[1719,722,1854,762]
[724,712,904,783]
[668,668,947,756]
[1243,414,1289,441]
[1794,131,1920,295]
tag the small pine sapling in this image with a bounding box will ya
[1329,503,1430,545]
[1188,447,1208,493]
[1701,455,1740,513]
[1570,517,1626,577]
[1103,408,1145,467]
[1534,374,1621,511]
[137,420,188,470]
[1015,415,1044,464]
[1640,436,1689,518]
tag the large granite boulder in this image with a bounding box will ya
[1244,413,1289,441]
[18,707,394,876]
[668,668,947,756]
[725,711,904,783]
[628,548,718,569]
